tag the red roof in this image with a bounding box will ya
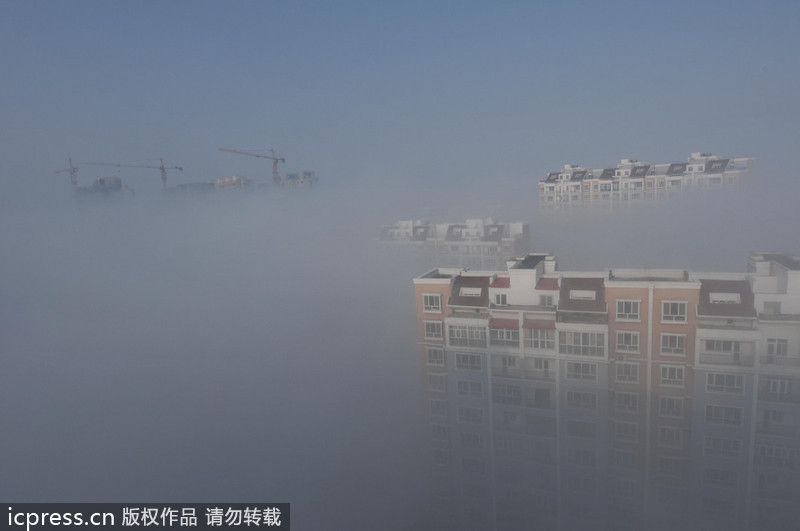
[490,277,510,288]
[536,277,559,290]
[489,317,519,329]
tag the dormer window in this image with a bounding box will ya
[710,293,740,304]
[570,290,596,301]
[460,287,482,297]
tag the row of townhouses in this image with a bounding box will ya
[538,152,754,207]
[413,251,799,531]
[380,218,530,271]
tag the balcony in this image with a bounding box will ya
[525,367,556,382]
[491,365,525,379]
[698,352,755,367]
[450,338,487,349]
[758,391,800,404]
[756,423,797,438]
[760,355,800,368]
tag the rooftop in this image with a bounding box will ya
[609,269,690,282]
[511,254,545,270]
[761,253,800,271]
[697,279,757,318]
[449,276,490,308]
[559,278,606,313]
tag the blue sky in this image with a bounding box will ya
[2,1,798,198]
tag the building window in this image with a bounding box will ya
[567,448,596,467]
[659,396,684,418]
[559,331,605,357]
[493,383,522,405]
[616,362,639,383]
[705,405,743,426]
[706,373,744,393]
[767,338,788,356]
[662,301,687,322]
[427,373,447,392]
[449,325,487,348]
[567,391,597,410]
[615,392,639,413]
[661,334,686,355]
[458,407,484,424]
[569,290,596,301]
[489,328,519,347]
[658,426,683,448]
[525,328,555,349]
[457,380,483,396]
[705,340,740,354]
[423,293,442,313]
[429,399,448,420]
[495,293,507,306]
[460,432,483,449]
[431,425,450,442]
[539,295,554,307]
[615,421,638,442]
[761,378,793,398]
[616,331,640,353]
[657,456,682,478]
[754,443,793,467]
[424,321,443,339]
[614,450,638,471]
[660,365,685,387]
[616,300,640,321]
[704,436,741,457]
[455,352,482,371]
[531,357,551,377]
[566,420,597,439]
[426,348,445,367]
[566,361,597,380]
[703,468,738,488]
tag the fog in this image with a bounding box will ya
[1,175,797,529]
[3,2,800,530]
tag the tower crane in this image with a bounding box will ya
[82,159,183,188]
[55,158,79,192]
[219,148,285,186]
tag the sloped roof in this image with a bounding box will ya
[698,279,756,318]
[449,276,490,308]
[559,277,606,313]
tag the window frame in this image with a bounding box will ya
[422,293,442,314]
[661,301,688,323]
[616,299,641,321]
[424,320,443,340]
[660,333,686,356]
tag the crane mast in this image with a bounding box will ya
[219,147,285,186]
[55,158,79,192]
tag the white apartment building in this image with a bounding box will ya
[380,218,530,270]
[538,152,754,207]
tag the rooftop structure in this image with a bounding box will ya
[380,218,531,270]
[538,152,754,208]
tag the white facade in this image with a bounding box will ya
[538,152,755,207]
[380,218,531,270]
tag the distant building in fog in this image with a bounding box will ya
[413,251,799,530]
[379,218,530,270]
[538,152,754,208]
